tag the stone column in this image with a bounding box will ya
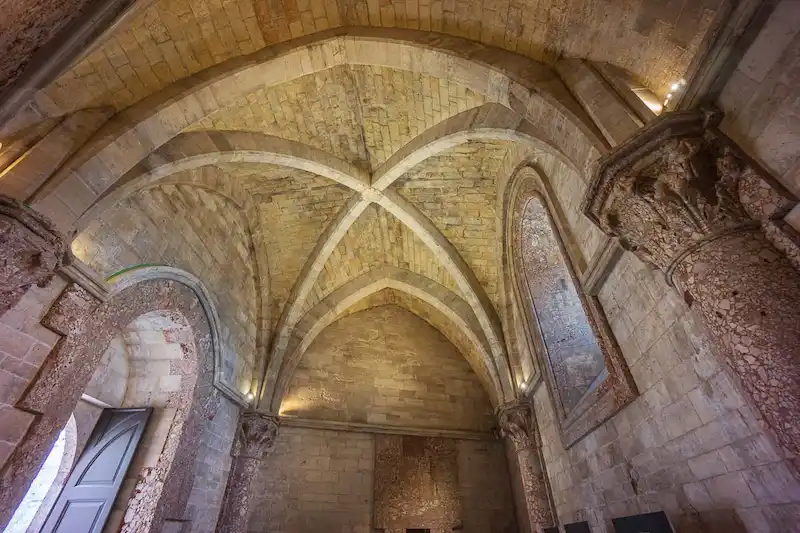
[216,411,280,533]
[582,107,800,455]
[0,195,71,315]
[497,399,554,533]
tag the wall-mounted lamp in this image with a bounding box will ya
[663,79,686,109]
[246,392,255,403]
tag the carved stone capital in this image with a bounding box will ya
[234,411,280,459]
[496,399,537,451]
[0,195,72,314]
[581,108,793,276]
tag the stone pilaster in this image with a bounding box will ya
[0,195,72,315]
[216,411,280,533]
[582,107,800,455]
[497,399,554,532]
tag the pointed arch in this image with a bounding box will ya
[502,164,637,447]
[267,266,504,410]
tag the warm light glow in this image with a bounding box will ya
[666,93,673,99]
[671,83,680,91]
[246,392,255,402]
[645,101,664,113]
[278,396,311,416]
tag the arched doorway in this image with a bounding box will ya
[0,276,225,533]
[76,309,200,532]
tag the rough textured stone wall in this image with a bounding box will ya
[518,196,605,414]
[0,0,93,92]
[717,0,800,196]
[247,427,515,533]
[536,252,800,532]
[184,394,238,533]
[374,435,462,532]
[85,336,128,407]
[248,427,374,533]
[73,184,258,390]
[282,305,494,432]
[499,123,800,531]
[537,154,605,265]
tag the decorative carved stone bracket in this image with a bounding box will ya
[581,107,800,456]
[233,411,280,459]
[581,107,794,283]
[497,398,537,451]
[0,195,72,315]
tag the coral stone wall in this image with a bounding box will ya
[282,305,495,432]
[0,0,93,92]
[247,426,516,533]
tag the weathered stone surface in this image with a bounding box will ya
[39,0,722,117]
[505,166,637,449]
[74,184,258,392]
[583,107,800,456]
[0,278,219,531]
[497,398,554,532]
[0,0,92,92]
[0,196,71,315]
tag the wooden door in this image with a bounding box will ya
[40,408,152,533]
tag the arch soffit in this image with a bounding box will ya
[501,165,557,317]
[497,165,549,381]
[268,266,502,411]
[32,27,608,233]
[107,265,249,406]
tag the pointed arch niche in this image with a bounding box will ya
[505,165,637,447]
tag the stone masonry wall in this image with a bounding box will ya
[185,394,238,533]
[282,305,495,432]
[248,427,374,533]
[456,439,518,533]
[247,427,516,533]
[498,124,800,531]
[0,276,68,470]
[39,0,719,117]
[717,0,800,197]
[536,252,800,532]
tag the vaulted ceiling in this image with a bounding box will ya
[39,0,721,115]
[5,0,722,412]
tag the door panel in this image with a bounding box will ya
[40,408,152,533]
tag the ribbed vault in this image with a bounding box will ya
[38,23,706,415]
